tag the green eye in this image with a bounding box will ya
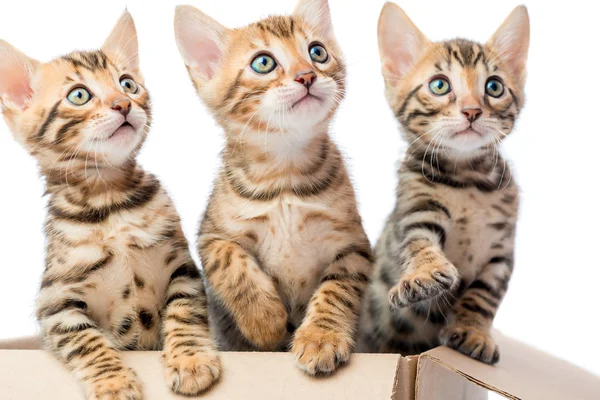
[429,78,451,96]
[251,54,277,74]
[120,77,138,94]
[309,44,328,63]
[485,78,504,98]
[67,87,91,105]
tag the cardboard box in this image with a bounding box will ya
[0,331,598,399]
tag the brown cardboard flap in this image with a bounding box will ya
[392,355,419,400]
[417,331,600,400]
[0,350,401,399]
[416,357,489,400]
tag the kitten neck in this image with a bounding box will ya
[43,159,143,198]
[404,143,511,189]
[224,125,330,173]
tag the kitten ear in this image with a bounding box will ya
[0,40,41,112]
[486,5,530,85]
[378,2,430,78]
[294,0,335,41]
[174,5,229,83]
[101,10,139,72]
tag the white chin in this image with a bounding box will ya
[443,131,493,154]
[287,96,332,127]
[84,126,141,166]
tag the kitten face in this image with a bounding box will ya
[378,4,529,159]
[396,40,520,154]
[0,12,149,173]
[175,0,345,140]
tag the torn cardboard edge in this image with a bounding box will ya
[0,331,598,399]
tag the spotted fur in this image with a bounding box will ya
[0,12,220,398]
[359,4,529,364]
[174,0,372,375]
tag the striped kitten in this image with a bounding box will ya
[359,4,529,364]
[0,12,220,398]
[174,0,373,375]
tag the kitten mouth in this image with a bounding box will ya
[454,127,482,137]
[107,122,135,140]
[291,93,320,109]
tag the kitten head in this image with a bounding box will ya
[378,3,529,159]
[0,11,151,178]
[174,0,345,141]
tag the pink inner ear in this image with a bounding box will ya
[184,36,222,80]
[0,66,33,109]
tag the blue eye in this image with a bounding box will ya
[429,78,451,96]
[485,78,504,98]
[67,87,91,105]
[309,44,328,63]
[251,54,277,74]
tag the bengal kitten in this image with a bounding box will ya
[0,12,220,398]
[359,4,529,364]
[174,0,373,375]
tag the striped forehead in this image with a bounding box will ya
[240,16,314,67]
[432,40,495,91]
[436,40,491,70]
[58,51,121,84]
[249,16,302,42]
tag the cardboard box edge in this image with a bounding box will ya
[391,354,418,400]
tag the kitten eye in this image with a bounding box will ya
[429,78,451,96]
[120,77,138,94]
[485,78,504,98]
[67,87,91,105]
[309,44,328,63]
[251,54,277,74]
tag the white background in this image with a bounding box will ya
[1,0,599,377]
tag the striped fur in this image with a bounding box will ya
[359,4,529,365]
[0,12,219,398]
[175,0,373,376]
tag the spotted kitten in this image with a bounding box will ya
[359,4,529,364]
[174,0,373,375]
[0,12,220,399]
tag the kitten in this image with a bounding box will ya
[174,0,373,375]
[0,12,220,398]
[359,3,529,364]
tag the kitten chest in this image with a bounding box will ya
[439,186,518,279]
[235,197,341,324]
[56,211,173,349]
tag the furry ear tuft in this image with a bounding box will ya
[174,5,229,84]
[294,0,335,41]
[102,10,139,72]
[487,5,530,86]
[377,2,430,78]
[0,40,41,111]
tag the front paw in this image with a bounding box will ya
[388,260,458,308]
[440,324,499,365]
[292,324,353,376]
[86,367,142,400]
[164,350,221,395]
[238,295,288,350]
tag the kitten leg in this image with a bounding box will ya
[439,255,513,364]
[38,294,141,400]
[161,260,221,395]
[388,199,458,308]
[292,246,372,375]
[199,236,288,350]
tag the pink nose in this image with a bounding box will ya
[461,108,482,123]
[112,99,131,117]
[295,71,316,88]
